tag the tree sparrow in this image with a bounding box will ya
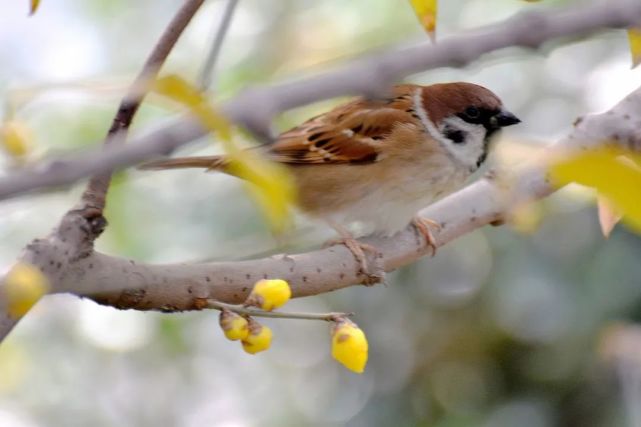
[141,82,520,278]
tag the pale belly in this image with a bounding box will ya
[294,158,470,237]
[330,169,467,236]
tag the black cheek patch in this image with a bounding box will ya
[444,127,465,144]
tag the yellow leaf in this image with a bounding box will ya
[597,194,622,238]
[409,0,437,41]
[29,0,40,15]
[241,318,273,354]
[219,309,249,341]
[152,75,231,141]
[549,147,641,234]
[152,75,296,233]
[628,28,641,68]
[245,279,291,311]
[0,120,32,159]
[3,262,49,318]
[331,319,368,373]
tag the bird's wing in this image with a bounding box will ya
[268,87,420,165]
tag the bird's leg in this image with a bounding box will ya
[323,221,383,285]
[411,216,441,256]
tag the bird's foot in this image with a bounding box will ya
[411,217,441,256]
[324,237,384,285]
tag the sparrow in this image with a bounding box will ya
[140,82,520,278]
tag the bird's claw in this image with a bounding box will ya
[324,237,384,285]
[411,217,441,256]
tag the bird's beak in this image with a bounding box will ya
[491,109,521,128]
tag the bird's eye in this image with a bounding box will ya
[464,106,480,119]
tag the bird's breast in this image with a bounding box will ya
[292,150,469,237]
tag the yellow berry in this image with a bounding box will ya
[241,319,273,354]
[3,262,49,318]
[245,279,291,311]
[331,319,368,374]
[218,310,249,341]
[0,120,32,158]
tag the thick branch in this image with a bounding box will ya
[35,84,641,314]
[1,0,641,200]
[1,84,639,340]
[2,0,641,343]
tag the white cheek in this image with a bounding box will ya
[412,88,487,170]
[440,117,486,169]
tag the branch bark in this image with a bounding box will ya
[0,0,206,340]
[15,83,641,322]
[81,0,205,216]
[0,0,640,200]
[2,0,641,344]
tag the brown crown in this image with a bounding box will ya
[420,82,503,124]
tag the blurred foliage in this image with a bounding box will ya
[628,28,641,68]
[29,0,40,16]
[1,0,641,426]
[0,120,31,161]
[550,148,641,234]
[3,262,48,319]
[409,0,438,40]
[152,74,297,234]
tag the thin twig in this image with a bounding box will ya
[199,0,240,90]
[81,0,206,214]
[208,300,351,321]
[0,0,206,340]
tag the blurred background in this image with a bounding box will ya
[2,0,641,426]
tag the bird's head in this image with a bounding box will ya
[415,82,520,171]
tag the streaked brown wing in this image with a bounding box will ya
[268,87,418,165]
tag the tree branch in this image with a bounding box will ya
[81,0,205,215]
[2,0,641,344]
[23,83,641,319]
[0,0,206,340]
[1,84,639,341]
[0,0,640,200]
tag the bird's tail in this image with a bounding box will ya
[138,155,230,173]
